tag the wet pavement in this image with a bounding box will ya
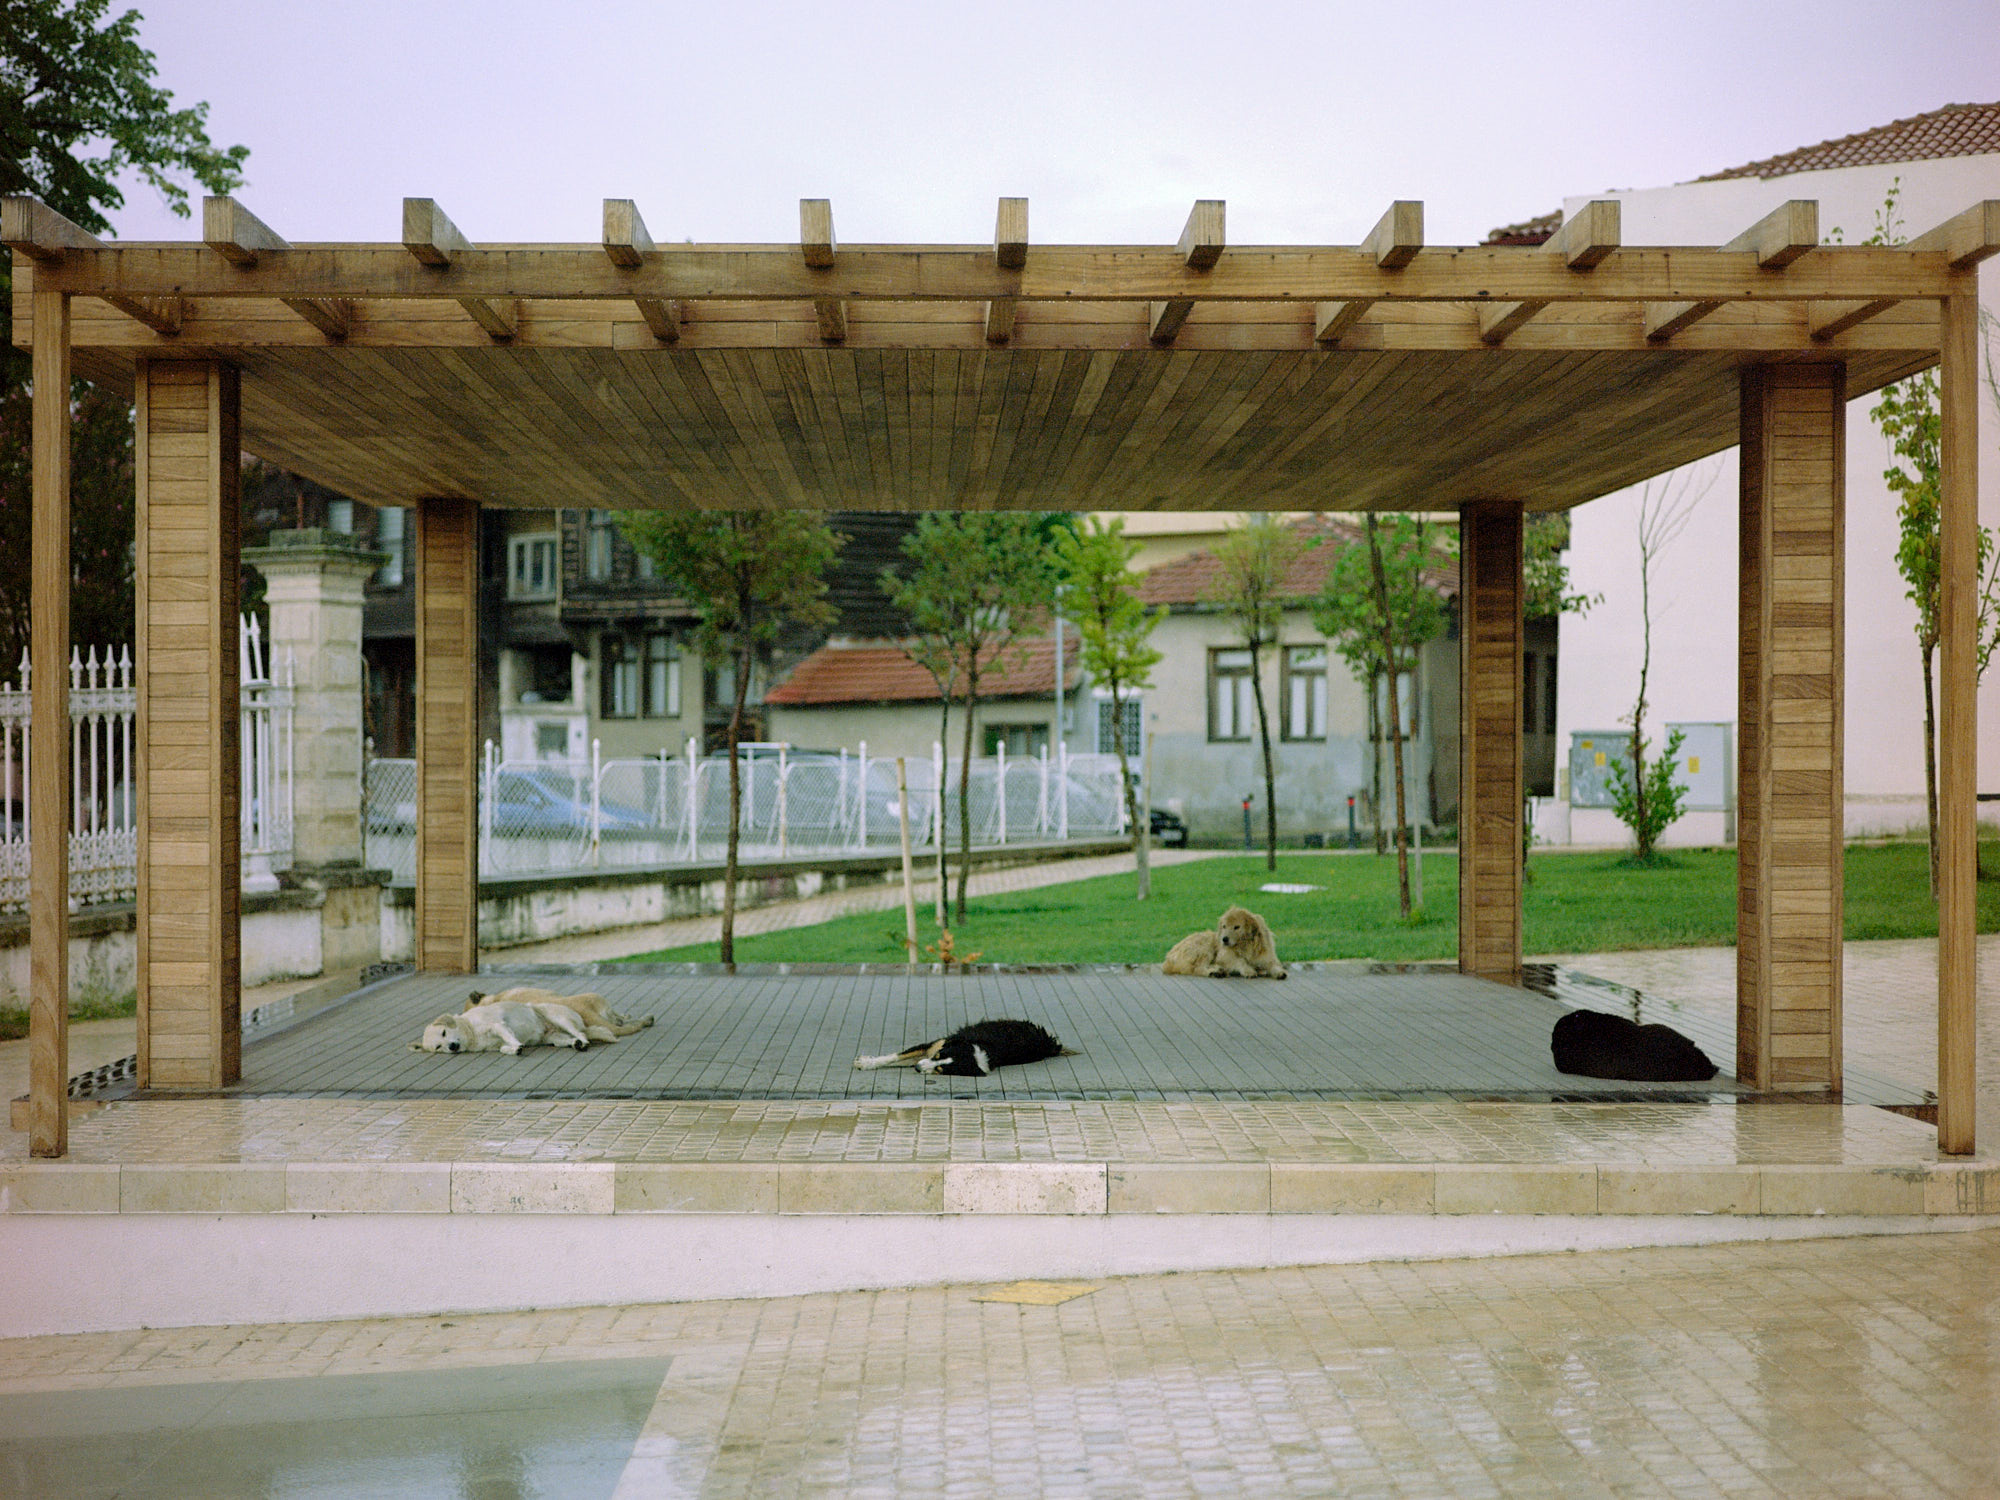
[4,1229,1998,1497]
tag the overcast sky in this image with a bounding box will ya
[100,0,1999,251]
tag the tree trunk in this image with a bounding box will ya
[1367,674,1386,855]
[1922,642,1940,899]
[955,662,977,924]
[720,643,751,964]
[1109,691,1148,899]
[1249,639,1278,870]
[1366,517,1411,915]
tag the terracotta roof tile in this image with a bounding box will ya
[1484,211,1562,246]
[765,628,1084,707]
[1137,515,1454,608]
[1696,101,2000,182]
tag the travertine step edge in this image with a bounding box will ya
[4,1160,1997,1217]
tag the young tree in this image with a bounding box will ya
[1205,517,1307,871]
[1313,515,1450,917]
[1608,465,1710,860]
[1860,184,2000,896]
[0,0,248,653]
[882,513,1057,924]
[1055,518,1164,898]
[620,510,842,962]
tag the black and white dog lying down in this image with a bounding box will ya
[855,1019,1073,1077]
[1551,1007,1718,1083]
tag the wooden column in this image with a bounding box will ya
[1737,364,1843,1093]
[1457,500,1524,982]
[28,291,70,1155]
[1938,295,1980,1155]
[135,359,242,1089]
[413,497,480,971]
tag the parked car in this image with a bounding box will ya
[488,770,654,836]
[1149,808,1189,848]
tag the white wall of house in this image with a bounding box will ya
[1555,153,2000,846]
[765,697,1063,765]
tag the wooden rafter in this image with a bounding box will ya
[800,198,845,342]
[1647,199,1819,342]
[1810,201,1999,343]
[1150,199,1224,344]
[1481,200,1619,345]
[602,198,679,342]
[985,196,1027,344]
[204,196,352,339]
[1,197,185,335]
[401,198,517,340]
[1317,200,1422,344]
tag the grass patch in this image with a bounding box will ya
[0,989,137,1043]
[616,840,2000,966]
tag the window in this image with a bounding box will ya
[985,723,1049,757]
[1282,645,1327,741]
[373,506,405,588]
[1208,649,1255,741]
[1543,654,1558,736]
[1096,697,1141,756]
[519,646,572,704]
[584,510,615,582]
[325,498,353,535]
[604,633,681,719]
[1373,669,1416,738]
[508,533,558,599]
[1523,652,1539,734]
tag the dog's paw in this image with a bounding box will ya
[570,1037,590,1050]
[500,1044,521,1055]
[915,1055,946,1074]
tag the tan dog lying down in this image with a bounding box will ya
[419,1000,594,1055]
[1162,906,1286,979]
[465,987,653,1040]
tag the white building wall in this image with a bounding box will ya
[1555,154,2000,846]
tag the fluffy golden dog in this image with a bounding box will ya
[1161,906,1285,979]
[465,986,654,1042]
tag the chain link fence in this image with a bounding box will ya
[364,742,1128,882]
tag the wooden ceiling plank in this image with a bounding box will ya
[1151,199,1226,345]
[1907,199,2000,268]
[401,198,517,341]
[602,198,680,343]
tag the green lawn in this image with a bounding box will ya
[616,841,2000,967]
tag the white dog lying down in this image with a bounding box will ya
[419,999,594,1055]
[464,987,652,1040]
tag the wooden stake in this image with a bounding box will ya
[1938,293,1978,1154]
[29,290,70,1158]
[895,757,917,962]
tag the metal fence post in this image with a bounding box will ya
[590,737,602,868]
[995,741,1007,844]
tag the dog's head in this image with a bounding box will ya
[1216,907,1265,952]
[419,1014,470,1053]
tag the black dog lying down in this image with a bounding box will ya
[855,1019,1073,1077]
[1551,1008,1718,1083]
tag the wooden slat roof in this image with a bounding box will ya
[9,193,1988,516]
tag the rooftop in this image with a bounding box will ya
[764,629,1083,707]
[1697,100,2000,182]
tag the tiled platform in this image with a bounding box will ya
[218,963,1758,1102]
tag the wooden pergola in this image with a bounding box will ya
[9,192,1992,1159]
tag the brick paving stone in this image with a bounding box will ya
[8,1232,2000,1495]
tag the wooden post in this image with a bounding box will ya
[135,359,243,1089]
[28,291,70,1156]
[1737,364,1843,1093]
[1938,295,1980,1154]
[1457,500,1524,982]
[413,497,480,971]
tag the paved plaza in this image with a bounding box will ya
[3,1229,1998,1497]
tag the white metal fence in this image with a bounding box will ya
[364,739,1129,882]
[0,619,294,912]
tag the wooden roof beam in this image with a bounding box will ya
[1481,200,1619,345]
[1647,200,1819,341]
[1318,200,1422,344]
[204,196,351,339]
[2,196,184,336]
[985,196,1027,344]
[1152,199,1224,344]
[1908,199,2000,267]
[402,198,516,340]
[800,198,845,342]
[602,199,678,342]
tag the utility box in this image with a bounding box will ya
[1568,730,1635,810]
[1666,721,1734,812]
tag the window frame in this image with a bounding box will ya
[507,532,559,600]
[1281,644,1328,742]
[1207,648,1255,743]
